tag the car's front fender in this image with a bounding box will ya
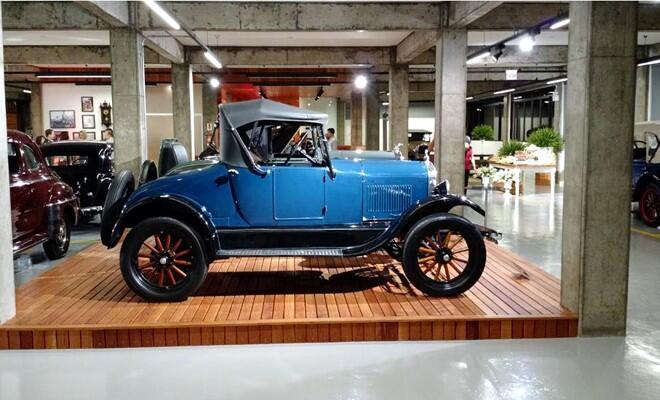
[394,194,485,238]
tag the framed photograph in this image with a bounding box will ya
[49,110,76,129]
[81,96,94,112]
[82,114,95,129]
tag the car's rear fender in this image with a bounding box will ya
[106,196,219,260]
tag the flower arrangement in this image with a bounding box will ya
[475,166,496,178]
[494,169,516,184]
[527,127,564,153]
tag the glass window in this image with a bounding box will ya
[7,143,20,175]
[22,145,40,170]
[45,155,89,167]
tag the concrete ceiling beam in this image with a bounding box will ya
[396,30,441,65]
[412,45,568,66]
[75,1,130,27]
[137,2,442,31]
[190,47,391,67]
[448,1,503,28]
[1,1,109,30]
[3,46,166,65]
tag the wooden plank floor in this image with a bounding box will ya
[0,242,576,349]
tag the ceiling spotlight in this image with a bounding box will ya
[466,50,491,65]
[315,87,325,101]
[518,35,535,52]
[546,77,567,85]
[550,18,570,30]
[22,89,32,94]
[209,77,220,88]
[142,0,180,30]
[465,96,474,101]
[204,51,223,69]
[354,75,368,89]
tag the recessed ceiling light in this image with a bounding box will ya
[518,35,535,52]
[209,77,220,88]
[354,75,368,89]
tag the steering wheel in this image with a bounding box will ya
[283,130,320,166]
[633,140,646,149]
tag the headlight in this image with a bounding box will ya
[426,160,437,195]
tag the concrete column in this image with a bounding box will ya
[434,28,467,193]
[552,83,565,133]
[202,82,219,150]
[635,66,649,122]
[561,2,637,336]
[389,63,409,155]
[172,61,195,157]
[336,98,346,145]
[29,82,43,136]
[350,90,363,148]
[0,4,17,323]
[110,26,146,177]
[365,84,380,150]
[501,93,512,141]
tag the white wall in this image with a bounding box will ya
[40,83,204,161]
[408,102,435,134]
[299,97,338,133]
[41,84,111,140]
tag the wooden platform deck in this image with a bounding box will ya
[0,242,576,349]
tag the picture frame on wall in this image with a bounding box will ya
[49,110,76,129]
[81,96,94,112]
[82,114,96,129]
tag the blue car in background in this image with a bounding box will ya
[101,99,495,301]
[633,132,660,227]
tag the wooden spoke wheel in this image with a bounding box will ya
[402,213,486,297]
[639,183,660,227]
[120,217,208,301]
[136,232,194,289]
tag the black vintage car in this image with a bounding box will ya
[41,141,113,219]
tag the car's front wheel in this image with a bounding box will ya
[401,213,486,297]
[639,182,660,227]
[120,217,208,301]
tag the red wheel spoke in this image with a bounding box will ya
[433,264,441,279]
[165,234,171,250]
[157,270,165,286]
[453,248,469,255]
[173,260,192,267]
[423,262,436,274]
[449,261,463,275]
[174,249,192,258]
[453,257,469,264]
[442,232,452,247]
[154,235,164,251]
[443,264,451,281]
[171,238,183,252]
[418,255,435,264]
[418,246,435,255]
[171,265,188,278]
[138,252,153,258]
[166,268,177,286]
[142,242,158,254]
[138,261,156,270]
[449,237,465,250]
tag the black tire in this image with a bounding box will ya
[120,217,208,301]
[43,216,71,260]
[138,160,158,186]
[639,182,660,227]
[402,213,486,297]
[158,140,189,176]
[100,170,135,245]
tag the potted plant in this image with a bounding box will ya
[475,166,496,188]
[471,124,495,141]
[527,127,564,163]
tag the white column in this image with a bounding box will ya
[172,61,195,157]
[0,2,17,323]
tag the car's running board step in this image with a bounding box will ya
[217,248,343,257]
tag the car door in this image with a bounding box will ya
[272,163,326,223]
[17,144,49,240]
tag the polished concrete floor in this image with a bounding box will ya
[2,188,660,399]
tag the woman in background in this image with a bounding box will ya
[464,136,476,194]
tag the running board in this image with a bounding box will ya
[217,248,343,257]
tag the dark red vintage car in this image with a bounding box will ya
[7,130,80,259]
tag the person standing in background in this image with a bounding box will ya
[103,129,114,143]
[325,128,337,151]
[464,136,476,194]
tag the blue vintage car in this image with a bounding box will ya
[633,132,660,227]
[101,99,494,301]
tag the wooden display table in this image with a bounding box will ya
[490,162,557,195]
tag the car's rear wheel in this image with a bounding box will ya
[639,182,660,227]
[120,217,208,301]
[402,213,486,297]
[43,216,71,260]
